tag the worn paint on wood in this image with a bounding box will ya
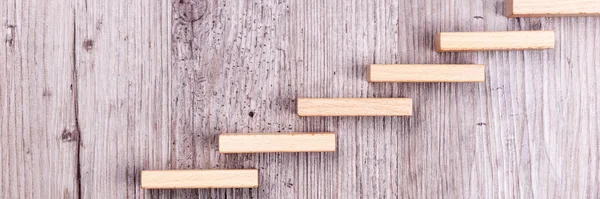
[2,0,600,198]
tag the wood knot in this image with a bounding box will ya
[83,39,94,51]
[284,179,293,188]
[5,24,16,47]
[43,88,52,97]
[61,128,79,142]
[175,0,208,23]
[529,20,542,30]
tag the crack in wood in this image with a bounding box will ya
[71,10,83,199]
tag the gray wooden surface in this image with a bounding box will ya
[2,0,599,198]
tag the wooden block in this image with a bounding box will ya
[507,0,600,17]
[219,133,336,153]
[297,98,412,116]
[141,170,258,189]
[435,31,555,52]
[368,64,485,82]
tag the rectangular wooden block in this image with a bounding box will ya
[368,64,485,82]
[141,170,259,189]
[297,98,412,116]
[435,31,555,52]
[219,133,336,153]
[507,0,600,17]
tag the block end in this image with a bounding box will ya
[434,33,443,52]
[367,64,373,82]
[506,0,516,17]
[296,98,307,116]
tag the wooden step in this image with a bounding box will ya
[219,133,336,153]
[507,0,600,17]
[368,64,485,82]
[297,98,412,116]
[436,31,555,52]
[141,170,259,189]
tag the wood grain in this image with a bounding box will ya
[73,0,173,198]
[297,98,413,116]
[369,64,485,82]
[436,31,555,52]
[507,0,600,17]
[2,0,600,198]
[1,0,80,198]
[219,133,336,153]
[141,170,259,189]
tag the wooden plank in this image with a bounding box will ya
[507,0,600,17]
[74,0,173,198]
[141,170,259,189]
[219,133,336,153]
[297,98,413,116]
[435,31,555,52]
[368,64,485,82]
[1,0,80,198]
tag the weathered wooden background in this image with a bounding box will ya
[2,0,599,198]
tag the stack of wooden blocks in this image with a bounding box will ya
[141,0,599,190]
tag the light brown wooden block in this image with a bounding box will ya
[297,98,412,116]
[141,170,259,189]
[435,31,555,52]
[219,133,336,153]
[368,64,485,82]
[507,0,600,17]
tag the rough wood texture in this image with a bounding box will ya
[219,133,336,153]
[369,64,485,82]
[1,0,80,198]
[141,170,259,189]
[507,0,600,17]
[297,98,413,116]
[1,0,172,198]
[2,0,600,198]
[73,1,173,198]
[436,31,555,52]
